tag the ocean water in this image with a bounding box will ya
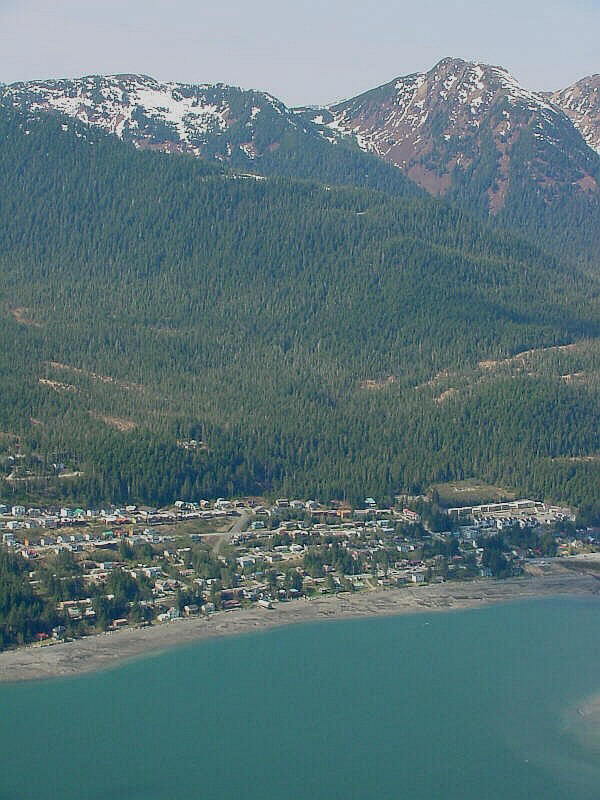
[0,597,599,800]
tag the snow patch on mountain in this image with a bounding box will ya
[2,74,298,159]
[552,75,600,153]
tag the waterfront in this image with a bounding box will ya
[1,597,599,800]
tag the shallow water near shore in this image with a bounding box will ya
[1,596,599,800]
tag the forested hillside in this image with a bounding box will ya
[0,105,599,507]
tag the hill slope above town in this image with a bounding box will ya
[0,104,598,507]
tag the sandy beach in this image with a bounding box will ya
[1,571,598,683]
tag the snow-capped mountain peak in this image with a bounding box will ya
[3,73,294,159]
[302,57,599,210]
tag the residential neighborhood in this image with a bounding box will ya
[1,492,598,648]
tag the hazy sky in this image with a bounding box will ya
[1,0,599,105]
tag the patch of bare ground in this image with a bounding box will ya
[414,370,452,390]
[550,455,600,463]
[46,362,144,393]
[6,470,83,483]
[577,174,598,192]
[405,161,453,195]
[8,307,43,328]
[434,388,458,404]
[38,378,78,394]
[89,412,137,432]
[478,342,579,370]
[487,127,521,214]
[359,375,397,390]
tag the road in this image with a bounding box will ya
[211,509,253,555]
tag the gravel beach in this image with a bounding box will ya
[1,571,598,683]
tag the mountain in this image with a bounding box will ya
[2,74,419,197]
[6,65,600,265]
[307,58,600,214]
[551,74,600,154]
[4,73,304,158]
[0,103,598,508]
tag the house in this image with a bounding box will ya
[11,505,25,516]
[410,572,426,584]
[214,498,233,510]
[39,536,55,547]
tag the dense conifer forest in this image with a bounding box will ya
[0,106,598,508]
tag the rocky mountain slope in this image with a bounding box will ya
[2,73,418,197]
[306,58,600,213]
[3,73,301,160]
[551,74,600,154]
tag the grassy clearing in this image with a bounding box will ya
[431,479,516,508]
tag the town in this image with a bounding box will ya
[1,492,598,649]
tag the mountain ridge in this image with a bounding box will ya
[3,73,298,159]
[5,59,600,228]
[308,58,600,213]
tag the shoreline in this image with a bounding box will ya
[1,573,598,684]
[578,695,600,719]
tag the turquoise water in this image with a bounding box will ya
[1,597,599,800]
